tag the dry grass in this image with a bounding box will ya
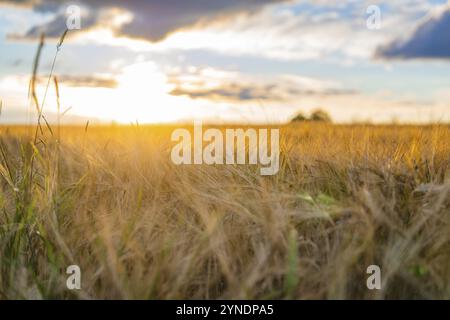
[0,123,449,299]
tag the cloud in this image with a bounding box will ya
[2,0,435,62]
[1,0,288,41]
[168,67,356,103]
[56,75,117,88]
[16,11,98,38]
[33,74,118,88]
[169,85,354,102]
[377,5,450,59]
[139,0,428,62]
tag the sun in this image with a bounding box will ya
[112,61,177,122]
[57,61,199,124]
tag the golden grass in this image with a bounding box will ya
[0,123,449,299]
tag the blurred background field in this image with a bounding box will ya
[0,123,448,299]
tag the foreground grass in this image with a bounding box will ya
[0,123,449,299]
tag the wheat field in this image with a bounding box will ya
[0,123,448,299]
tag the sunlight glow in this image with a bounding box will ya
[61,62,196,123]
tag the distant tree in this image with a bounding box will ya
[310,109,332,122]
[291,111,307,122]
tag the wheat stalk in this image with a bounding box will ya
[33,28,69,145]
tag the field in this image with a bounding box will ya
[0,123,449,299]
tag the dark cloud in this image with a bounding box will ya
[34,74,117,88]
[18,12,98,38]
[169,75,356,103]
[1,0,287,41]
[377,7,450,59]
[57,75,117,88]
[171,84,279,102]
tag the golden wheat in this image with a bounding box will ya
[0,123,448,299]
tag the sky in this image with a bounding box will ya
[0,0,450,124]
